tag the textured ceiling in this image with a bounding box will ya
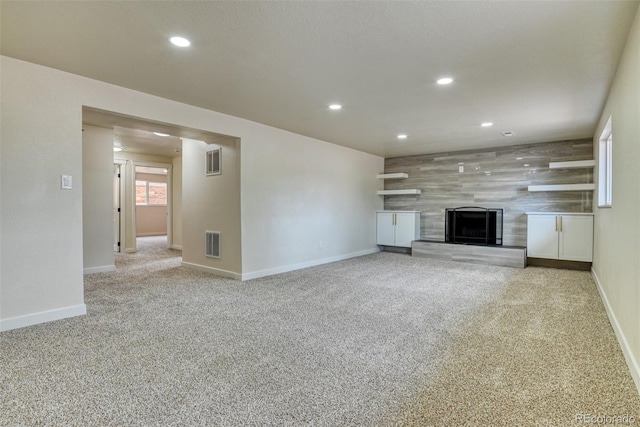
[2,1,638,157]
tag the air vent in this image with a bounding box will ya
[206,147,221,176]
[205,231,220,258]
[501,131,515,137]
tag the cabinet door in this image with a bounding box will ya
[559,215,593,262]
[394,213,418,248]
[376,212,396,246]
[527,215,559,259]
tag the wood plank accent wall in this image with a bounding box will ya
[383,139,593,246]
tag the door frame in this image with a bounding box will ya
[114,159,127,253]
[132,161,173,251]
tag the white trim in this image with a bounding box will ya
[591,268,640,395]
[0,304,87,332]
[136,232,168,237]
[83,265,116,275]
[181,261,241,280]
[171,245,183,250]
[241,247,381,281]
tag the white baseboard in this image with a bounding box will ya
[0,304,87,332]
[136,232,167,237]
[83,265,116,275]
[171,245,183,250]
[591,267,640,395]
[241,247,381,281]
[181,261,242,280]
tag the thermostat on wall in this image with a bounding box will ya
[61,175,72,190]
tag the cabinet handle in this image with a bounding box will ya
[393,213,396,225]
[559,216,563,232]
[555,216,558,231]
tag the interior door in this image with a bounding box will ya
[113,164,121,252]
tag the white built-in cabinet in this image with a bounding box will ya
[526,212,593,262]
[376,211,421,248]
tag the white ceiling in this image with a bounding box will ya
[2,1,638,158]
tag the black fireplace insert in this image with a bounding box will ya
[445,207,503,245]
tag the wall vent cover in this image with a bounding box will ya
[205,231,221,258]
[206,147,221,176]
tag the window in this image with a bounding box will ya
[136,180,167,206]
[598,116,613,208]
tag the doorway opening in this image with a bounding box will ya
[134,164,171,249]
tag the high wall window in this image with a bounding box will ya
[136,180,167,206]
[598,116,613,208]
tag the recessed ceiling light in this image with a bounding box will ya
[397,134,408,140]
[437,77,453,85]
[523,164,530,167]
[501,131,515,137]
[329,104,342,110]
[170,36,191,47]
[153,132,170,137]
[481,122,493,127]
[515,157,523,160]
[113,146,124,152]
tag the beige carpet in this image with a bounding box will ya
[1,237,638,426]
[389,266,640,425]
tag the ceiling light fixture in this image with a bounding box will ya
[329,104,342,110]
[481,122,493,127]
[113,146,124,152]
[397,134,408,140]
[153,132,170,137]
[170,36,191,47]
[501,131,515,137]
[437,77,453,85]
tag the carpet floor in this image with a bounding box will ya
[1,236,638,426]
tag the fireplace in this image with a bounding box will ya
[445,207,503,245]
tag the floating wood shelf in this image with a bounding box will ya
[528,184,595,192]
[377,173,409,179]
[377,189,421,195]
[548,160,596,169]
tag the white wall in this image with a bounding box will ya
[82,125,115,273]
[241,133,383,279]
[0,56,382,329]
[182,138,242,278]
[172,156,183,250]
[1,57,86,329]
[592,6,640,393]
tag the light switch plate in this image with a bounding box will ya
[61,175,72,190]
